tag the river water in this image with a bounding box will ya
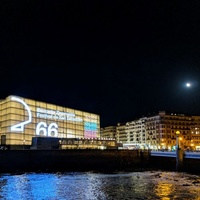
[0,171,200,200]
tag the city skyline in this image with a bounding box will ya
[1,1,200,127]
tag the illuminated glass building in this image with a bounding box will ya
[0,95,100,149]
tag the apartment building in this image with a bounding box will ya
[145,111,193,150]
[189,116,200,150]
[103,111,200,150]
[116,118,146,149]
[100,126,116,139]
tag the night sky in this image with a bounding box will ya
[1,1,200,127]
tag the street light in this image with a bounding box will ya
[176,131,180,150]
[175,130,184,171]
[190,140,194,150]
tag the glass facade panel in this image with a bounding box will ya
[10,102,21,107]
[67,123,75,129]
[1,103,7,109]
[2,109,8,115]
[76,125,84,130]
[67,108,74,113]
[47,104,56,110]
[10,108,25,115]
[75,110,82,115]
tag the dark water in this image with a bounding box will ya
[0,171,200,200]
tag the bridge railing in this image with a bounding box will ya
[184,152,200,159]
[150,151,200,159]
[150,151,176,157]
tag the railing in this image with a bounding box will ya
[184,152,200,159]
[150,151,200,159]
[150,151,176,157]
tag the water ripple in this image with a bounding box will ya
[0,171,199,200]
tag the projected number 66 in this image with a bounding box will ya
[36,122,58,137]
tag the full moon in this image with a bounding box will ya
[186,82,191,87]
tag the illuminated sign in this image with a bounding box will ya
[84,122,97,138]
[10,96,32,132]
[36,108,82,122]
[36,122,58,137]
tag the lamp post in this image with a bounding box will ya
[176,131,184,171]
[190,140,194,151]
[176,131,180,150]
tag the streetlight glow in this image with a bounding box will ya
[176,131,180,135]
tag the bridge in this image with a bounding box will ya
[150,151,200,159]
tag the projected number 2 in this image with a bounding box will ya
[36,122,58,137]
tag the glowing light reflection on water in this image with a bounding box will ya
[0,171,199,200]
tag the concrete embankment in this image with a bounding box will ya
[149,154,200,174]
[0,149,150,173]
